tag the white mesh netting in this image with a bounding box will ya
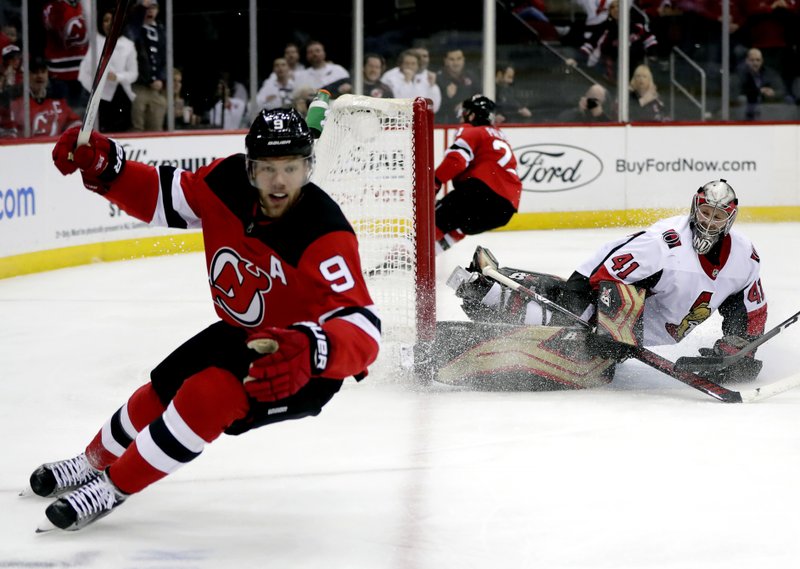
[311,95,423,377]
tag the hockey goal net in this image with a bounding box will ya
[311,95,436,379]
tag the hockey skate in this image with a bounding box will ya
[24,453,100,498]
[37,470,128,532]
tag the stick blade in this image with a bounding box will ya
[471,245,500,273]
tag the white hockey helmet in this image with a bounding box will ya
[689,179,738,255]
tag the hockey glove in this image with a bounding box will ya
[244,323,329,402]
[696,335,763,383]
[52,127,126,193]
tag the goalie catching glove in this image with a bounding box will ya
[696,335,763,383]
[52,126,126,194]
[244,323,330,402]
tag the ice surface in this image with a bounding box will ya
[2,224,799,568]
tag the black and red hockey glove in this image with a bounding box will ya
[697,335,763,383]
[244,323,329,402]
[52,126,125,193]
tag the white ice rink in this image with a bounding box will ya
[2,224,800,568]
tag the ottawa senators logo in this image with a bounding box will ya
[665,291,712,341]
[209,248,272,326]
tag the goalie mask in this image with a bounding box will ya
[245,108,314,186]
[689,179,738,255]
[461,95,496,126]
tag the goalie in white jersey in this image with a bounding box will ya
[454,179,767,384]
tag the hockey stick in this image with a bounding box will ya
[472,246,800,403]
[69,0,134,156]
[674,309,800,372]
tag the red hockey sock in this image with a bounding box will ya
[85,383,166,470]
[108,368,250,494]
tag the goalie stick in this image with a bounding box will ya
[471,246,800,403]
[69,0,134,156]
[674,308,800,372]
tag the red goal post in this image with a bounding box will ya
[311,95,436,379]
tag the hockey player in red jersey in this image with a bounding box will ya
[42,0,89,112]
[8,56,81,137]
[28,108,381,532]
[452,180,767,385]
[434,94,522,253]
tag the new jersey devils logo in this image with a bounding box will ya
[209,248,272,326]
[64,16,88,48]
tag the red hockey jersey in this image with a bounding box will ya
[9,96,81,137]
[101,155,381,380]
[42,0,89,81]
[435,124,522,208]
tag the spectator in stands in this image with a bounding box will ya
[380,49,439,105]
[42,0,89,116]
[739,0,798,88]
[172,67,197,128]
[557,82,613,123]
[207,76,247,130]
[629,64,667,122]
[435,48,479,123]
[734,47,787,120]
[510,0,561,42]
[414,45,442,101]
[2,43,22,98]
[282,42,305,77]
[127,0,167,132]
[362,53,393,99]
[0,21,19,50]
[78,8,138,133]
[0,52,13,137]
[8,56,81,137]
[293,40,351,105]
[494,61,533,123]
[257,57,296,110]
[566,0,658,82]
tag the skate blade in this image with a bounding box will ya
[35,518,57,534]
[19,485,37,498]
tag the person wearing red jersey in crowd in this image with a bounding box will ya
[42,0,89,114]
[434,94,522,254]
[8,56,81,137]
[455,180,767,384]
[27,108,381,532]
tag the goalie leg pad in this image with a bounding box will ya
[431,321,615,391]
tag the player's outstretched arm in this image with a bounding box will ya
[52,126,169,224]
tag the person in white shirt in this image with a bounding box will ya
[292,40,351,106]
[208,80,246,130]
[380,49,441,111]
[256,57,295,110]
[78,8,138,132]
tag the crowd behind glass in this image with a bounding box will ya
[1,0,798,140]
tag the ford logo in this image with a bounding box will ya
[515,144,603,192]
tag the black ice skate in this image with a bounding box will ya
[38,471,128,532]
[25,453,101,498]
